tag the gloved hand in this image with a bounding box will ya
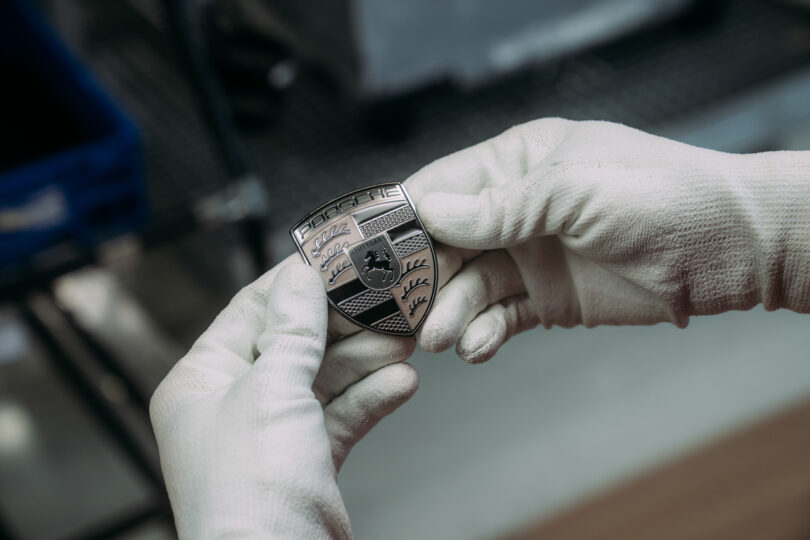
[150,255,417,539]
[406,118,810,363]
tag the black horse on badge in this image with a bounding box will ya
[362,248,395,283]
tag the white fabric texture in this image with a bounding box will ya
[405,118,810,363]
[150,256,418,539]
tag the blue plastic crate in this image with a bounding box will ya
[0,0,146,269]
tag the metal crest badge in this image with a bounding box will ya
[290,183,437,336]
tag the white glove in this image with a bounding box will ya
[405,118,810,363]
[150,255,418,539]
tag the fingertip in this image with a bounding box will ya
[456,311,506,364]
[268,261,325,315]
[457,345,499,365]
[416,318,457,353]
[417,193,474,239]
[457,311,502,364]
[380,362,420,400]
[258,260,328,361]
[275,259,322,295]
[456,295,539,364]
[415,289,480,355]
[323,361,419,471]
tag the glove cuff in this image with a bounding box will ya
[746,151,810,313]
[708,151,810,315]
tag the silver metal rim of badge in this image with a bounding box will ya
[290,182,437,336]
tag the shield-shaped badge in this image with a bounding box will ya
[290,183,437,336]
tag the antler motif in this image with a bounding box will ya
[408,296,428,318]
[401,277,430,300]
[328,260,351,285]
[311,223,350,257]
[395,258,430,285]
[319,241,349,272]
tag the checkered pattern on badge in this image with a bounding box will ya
[393,233,429,258]
[338,289,393,316]
[358,206,415,238]
[372,312,411,333]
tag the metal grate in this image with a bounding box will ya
[372,311,411,333]
[394,233,430,258]
[338,288,392,316]
[358,206,416,238]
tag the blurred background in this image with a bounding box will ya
[1,0,810,538]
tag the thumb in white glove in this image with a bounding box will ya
[405,118,810,363]
[150,258,418,539]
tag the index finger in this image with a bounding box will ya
[403,118,569,203]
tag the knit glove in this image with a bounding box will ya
[405,118,810,363]
[150,256,417,539]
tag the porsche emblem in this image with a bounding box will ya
[291,183,437,336]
